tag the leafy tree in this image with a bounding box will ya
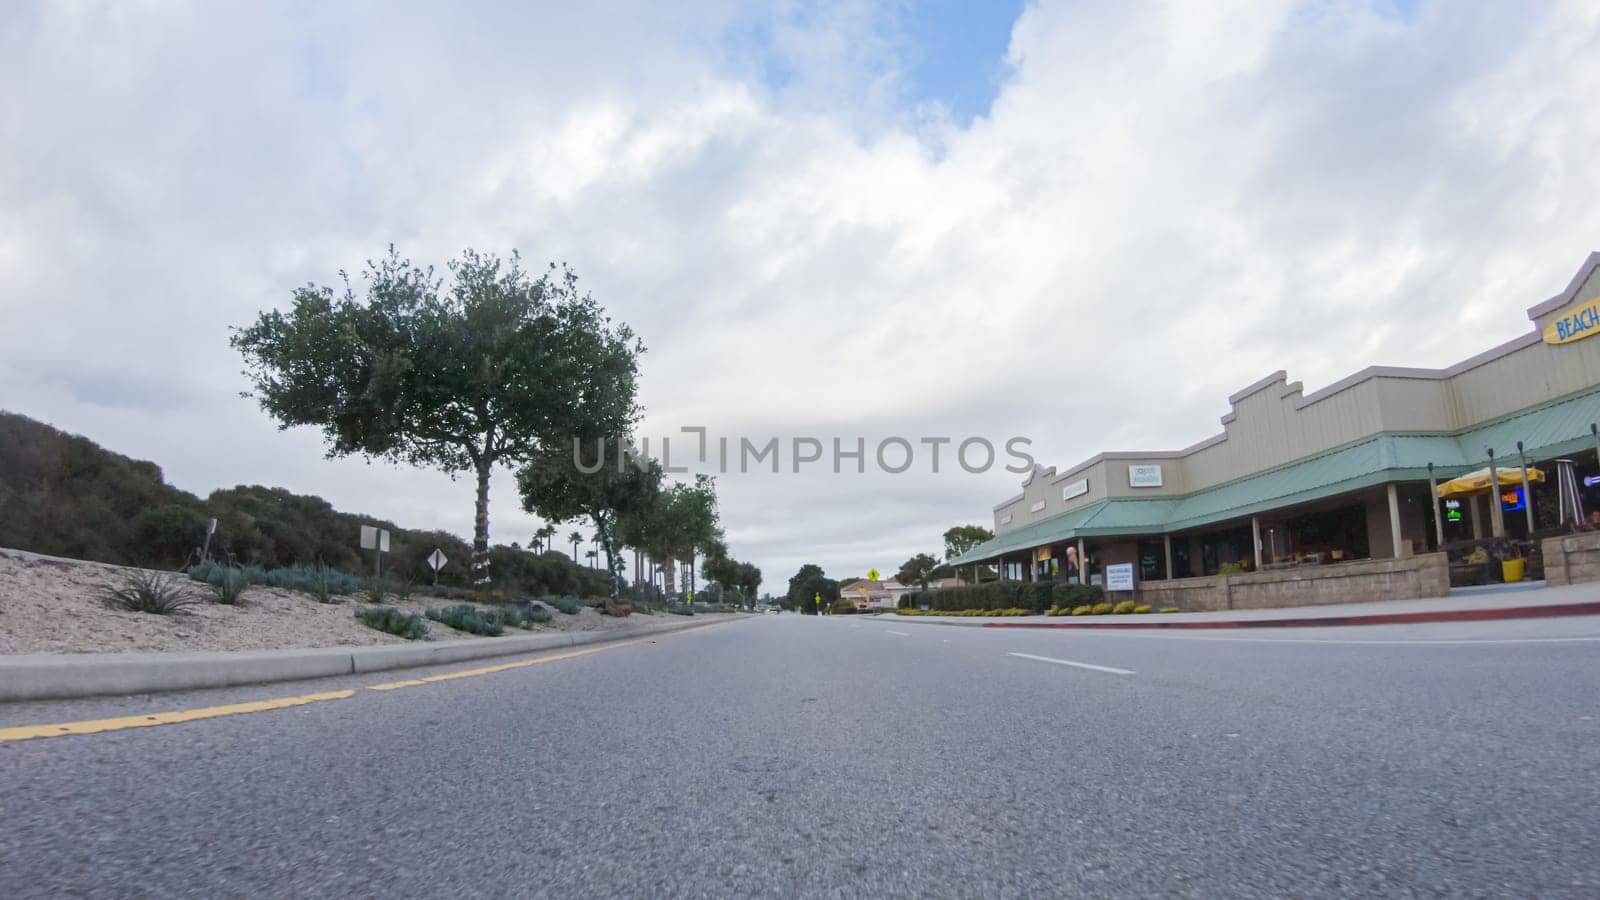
[786,563,839,615]
[897,553,940,590]
[231,247,642,583]
[518,436,663,604]
[943,524,994,560]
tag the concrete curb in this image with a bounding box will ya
[0,616,734,702]
[978,601,1600,631]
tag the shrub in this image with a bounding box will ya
[207,566,250,605]
[1133,604,1152,614]
[1112,600,1137,615]
[542,594,584,615]
[1091,602,1114,615]
[1158,606,1180,614]
[187,560,364,599]
[355,605,427,639]
[519,602,554,625]
[667,603,695,616]
[101,571,199,615]
[392,577,416,603]
[426,603,505,636]
[362,576,393,605]
[308,563,340,604]
[1070,605,1093,616]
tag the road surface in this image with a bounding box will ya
[3,612,1599,897]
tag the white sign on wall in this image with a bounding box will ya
[1105,563,1135,592]
[999,513,1013,525]
[1062,478,1089,501]
[1030,499,1047,513]
[1128,464,1164,488]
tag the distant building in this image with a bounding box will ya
[840,577,960,608]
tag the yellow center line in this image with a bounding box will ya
[0,618,735,744]
[0,690,355,745]
[364,638,646,690]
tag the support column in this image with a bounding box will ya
[1251,516,1263,570]
[1516,441,1535,534]
[1163,534,1173,581]
[997,556,1005,582]
[1426,463,1444,549]
[1386,482,1405,559]
[1077,538,1087,585]
[1470,494,1484,539]
[1487,449,1506,538]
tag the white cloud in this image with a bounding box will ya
[5,0,1600,587]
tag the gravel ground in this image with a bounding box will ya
[0,547,651,655]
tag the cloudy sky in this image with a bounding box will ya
[5,0,1600,589]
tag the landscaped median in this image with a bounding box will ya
[0,614,737,702]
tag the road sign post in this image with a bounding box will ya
[360,525,391,578]
[427,548,447,586]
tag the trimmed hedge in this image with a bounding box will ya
[900,581,1105,614]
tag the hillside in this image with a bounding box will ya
[0,411,607,594]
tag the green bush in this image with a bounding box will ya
[1112,600,1137,615]
[426,603,504,636]
[667,603,695,616]
[1070,605,1093,616]
[187,560,364,599]
[206,566,250,605]
[355,605,427,639]
[1091,602,1114,615]
[1133,604,1152,614]
[308,563,340,604]
[541,594,584,615]
[362,576,393,605]
[101,571,199,615]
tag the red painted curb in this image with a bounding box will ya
[980,600,1600,630]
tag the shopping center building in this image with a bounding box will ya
[947,252,1600,609]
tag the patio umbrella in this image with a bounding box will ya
[1435,465,1545,498]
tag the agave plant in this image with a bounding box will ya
[101,571,199,615]
[206,566,250,605]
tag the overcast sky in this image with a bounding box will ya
[5,0,1600,589]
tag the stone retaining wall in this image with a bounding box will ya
[1541,531,1600,586]
[1136,553,1450,611]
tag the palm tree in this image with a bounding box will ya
[539,525,558,554]
[569,530,583,562]
[585,549,598,569]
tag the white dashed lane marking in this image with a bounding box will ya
[1007,652,1135,675]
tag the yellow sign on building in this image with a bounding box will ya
[1542,296,1600,344]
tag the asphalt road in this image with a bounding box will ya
[3,612,1599,898]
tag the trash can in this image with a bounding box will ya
[1502,558,1526,583]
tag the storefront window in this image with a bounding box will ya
[1137,538,1166,581]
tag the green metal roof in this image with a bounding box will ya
[947,386,1600,566]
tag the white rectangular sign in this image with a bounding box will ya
[1062,478,1089,501]
[1029,500,1047,513]
[360,525,391,552]
[1105,563,1135,592]
[999,513,1013,525]
[1128,464,1164,488]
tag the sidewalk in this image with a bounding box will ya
[0,614,739,702]
[889,580,1600,630]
